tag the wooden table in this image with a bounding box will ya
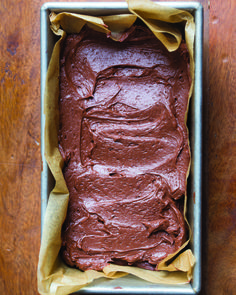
[0,0,235,294]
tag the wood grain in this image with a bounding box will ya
[0,0,235,294]
[0,0,41,294]
[208,0,236,294]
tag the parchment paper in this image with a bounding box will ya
[38,1,195,294]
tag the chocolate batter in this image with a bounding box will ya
[59,25,191,271]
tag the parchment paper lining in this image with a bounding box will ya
[38,1,195,294]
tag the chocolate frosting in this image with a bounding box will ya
[59,25,191,271]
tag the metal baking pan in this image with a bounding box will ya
[40,2,203,294]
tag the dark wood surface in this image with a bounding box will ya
[0,0,235,294]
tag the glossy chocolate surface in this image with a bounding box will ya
[59,25,191,271]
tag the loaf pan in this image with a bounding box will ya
[40,2,203,294]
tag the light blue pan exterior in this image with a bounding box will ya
[40,2,203,294]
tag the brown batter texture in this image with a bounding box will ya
[59,25,191,271]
